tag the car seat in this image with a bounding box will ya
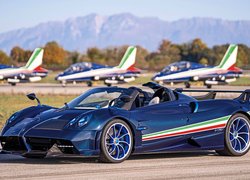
[148,97,160,106]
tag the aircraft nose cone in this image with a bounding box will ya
[55,75,62,81]
[152,75,160,81]
[152,72,162,81]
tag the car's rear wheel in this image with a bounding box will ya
[216,113,250,156]
[99,119,133,163]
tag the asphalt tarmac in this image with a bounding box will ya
[0,83,249,98]
[0,151,250,179]
[1,83,250,179]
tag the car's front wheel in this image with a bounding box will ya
[217,113,250,156]
[99,119,133,163]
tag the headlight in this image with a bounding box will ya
[67,114,92,128]
[68,117,77,126]
[78,114,92,127]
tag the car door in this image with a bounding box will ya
[184,101,227,149]
[131,100,192,152]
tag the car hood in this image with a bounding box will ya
[1,108,94,137]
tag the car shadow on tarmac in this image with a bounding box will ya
[0,151,218,164]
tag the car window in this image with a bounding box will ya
[75,91,121,109]
[67,88,133,110]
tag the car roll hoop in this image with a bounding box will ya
[143,82,176,102]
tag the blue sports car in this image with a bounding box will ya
[1,82,250,163]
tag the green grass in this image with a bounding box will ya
[38,71,59,84]
[230,77,250,86]
[129,74,153,85]
[0,94,76,128]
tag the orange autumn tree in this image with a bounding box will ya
[43,41,67,67]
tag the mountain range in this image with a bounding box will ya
[0,13,250,53]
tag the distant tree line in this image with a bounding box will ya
[0,38,250,71]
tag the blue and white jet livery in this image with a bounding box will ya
[0,48,45,86]
[153,44,242,88]
[56,46,139,86]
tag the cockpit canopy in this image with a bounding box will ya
[161,61,206,74]
[64,62,109,73]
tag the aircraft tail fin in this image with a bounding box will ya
[217,44,238,70]
[117,46,137,70]
[25,48,44,71]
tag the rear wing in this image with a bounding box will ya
[175,88,250,102]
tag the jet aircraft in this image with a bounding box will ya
[0,48,46,86]
[56,46,139,86]
[153,44,241,88]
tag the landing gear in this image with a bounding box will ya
[204,81,212,88]
[87,81,93,87]
[104,81,112,87]
[184,82,191,88]
[61,81,66,87]
[9,82,16,86]
[206,84,212,89]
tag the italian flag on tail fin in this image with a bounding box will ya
[25,48,44,71]
[217,44,238,70]
[117,46,137,70]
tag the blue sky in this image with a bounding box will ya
[0,0,250,33]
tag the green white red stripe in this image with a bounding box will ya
[142,115,230,141]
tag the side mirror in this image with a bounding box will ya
[27,93,41,105]
[120,95,132,103]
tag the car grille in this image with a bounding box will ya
[0,136,78,154]
[0,136,27,152]
[26,137,54,151]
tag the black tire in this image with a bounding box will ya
[10,83,16,86]
[87,81,92,87]
[216,113,250,156]
[99,119,133,163]
[104,83,111,87]
[185,82,191,88]
[206,84,212,89]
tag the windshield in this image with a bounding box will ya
[67,87,133,109]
